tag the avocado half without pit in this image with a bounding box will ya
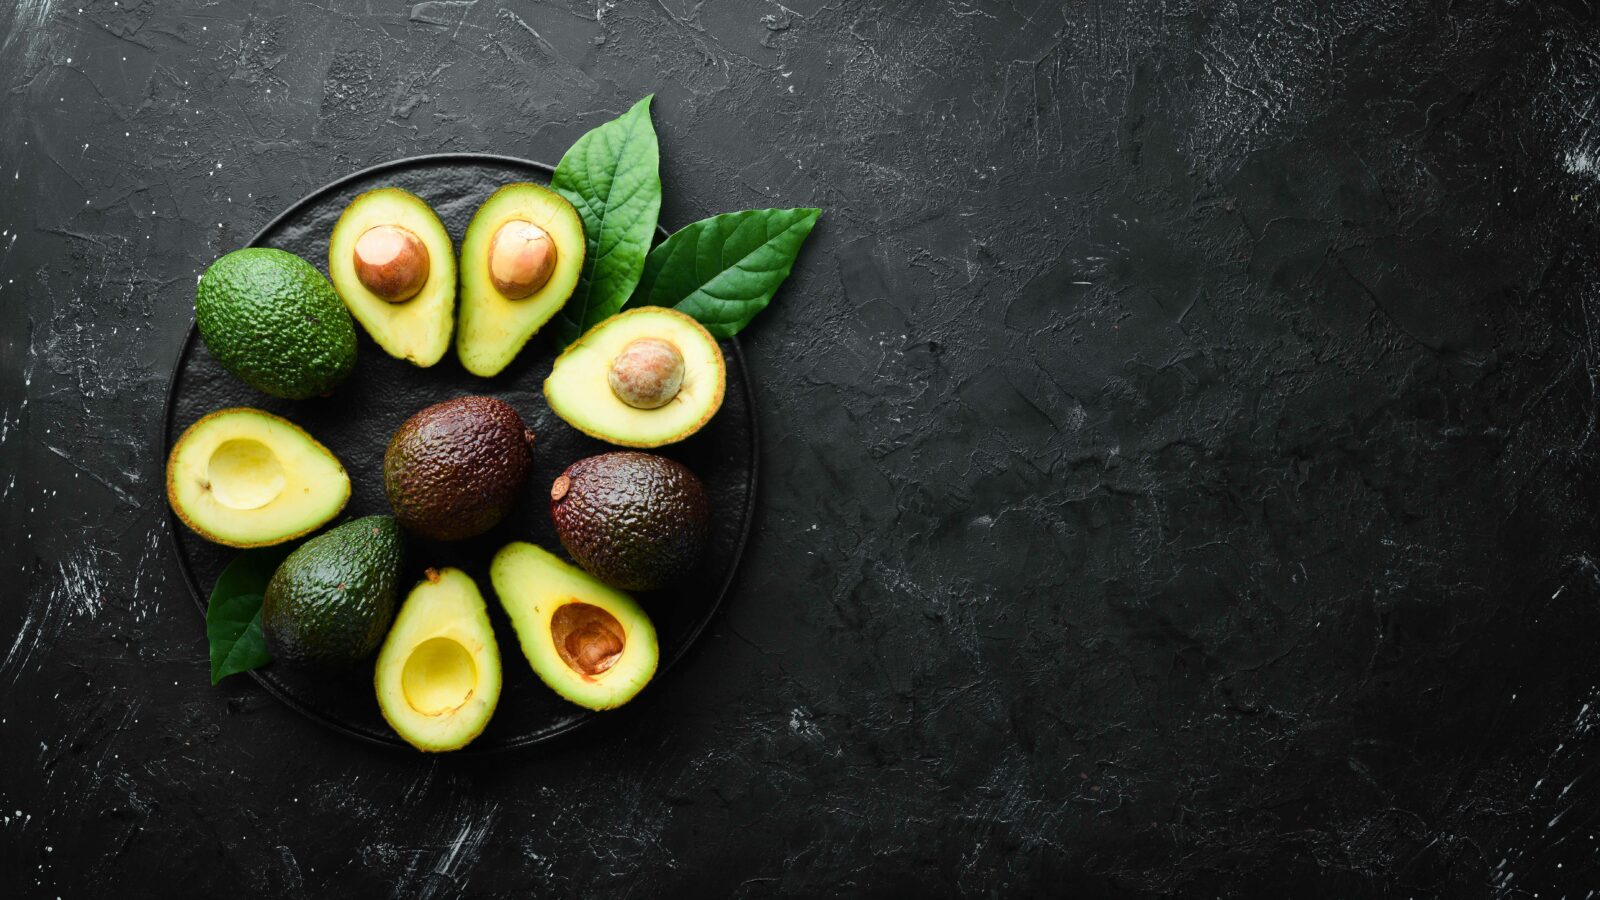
[544,307,726,447]
[457,183,585,377]
[166,407,350,548]
[328,187,457,367]
[376,567,502,752]
[491,542,658,711]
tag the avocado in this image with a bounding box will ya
[375,567,501,752]
[261,515,404,668]
[456,183,585,377]
[327,188,457,367]
[384,396,535,541]
[491,542,658,710]
[196,247,357,399]
[544,307,724,447]
[166,407,350,548]
[550,451,709,591]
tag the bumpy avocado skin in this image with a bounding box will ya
[550,452,709,591]
[196,247,357,399]
[384,397,534,541]
[261,516,405,668]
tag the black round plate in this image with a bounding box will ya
[163,154,757,752]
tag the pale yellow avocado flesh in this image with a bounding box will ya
[166,407,350,548]
[375,567,502,752]
[490,542,658,711]
[456,183,585,377]
[328,187,456,367]
[543,307,726,448]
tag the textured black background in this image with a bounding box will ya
[6,0,1600,896]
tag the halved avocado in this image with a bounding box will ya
[456,183,585,377]
[543,307,725,447]
[166,407,350,548]
[327,187,456,367]
[375,567,502,752]
[490,542,658,711]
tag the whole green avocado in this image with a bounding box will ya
[196,247,357,399]
[261,516,404,668]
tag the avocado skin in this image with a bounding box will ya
[384,397,534,541]
[196,247,357,399]
[261,516,404,668]
[551,452,709,591]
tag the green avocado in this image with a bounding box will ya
[196,247,357,399]
[548,451,709,591]
[261,515,405,668]
[384,396,535,542]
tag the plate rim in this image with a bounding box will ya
[161,152,760,753]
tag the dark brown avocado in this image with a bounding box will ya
[549,451,709,591]
[384,396,535,541]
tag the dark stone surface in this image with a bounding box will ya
[5,0,1600,895]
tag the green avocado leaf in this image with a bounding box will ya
[551,95,662,345]
[206,545,293,684]
[625,208,821,338]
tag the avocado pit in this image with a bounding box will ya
[353,224,430,303]
[488,220,557,299]
[550,602,625,677]
[608,338,685,409]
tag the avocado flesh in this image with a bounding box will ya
[376,567,502,752]
[490,542,658,711]
[551,452,709,592]
[196,247,356,399]
[166,407,350,548]
[457,183,585,377]
[384,396,535,541]
[328,188,456,367]
[544,307,725,448]
[262,516,405,668]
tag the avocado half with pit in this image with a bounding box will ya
[327,187,457,367]
[456,183,585,377]
[376,567,502,752]
[491,542,658,711]
[544,307,725,447]
[166,407,350,547]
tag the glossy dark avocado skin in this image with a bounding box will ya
[551,452,709,592]
[384,396,534,541]
[261,516,404,668]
